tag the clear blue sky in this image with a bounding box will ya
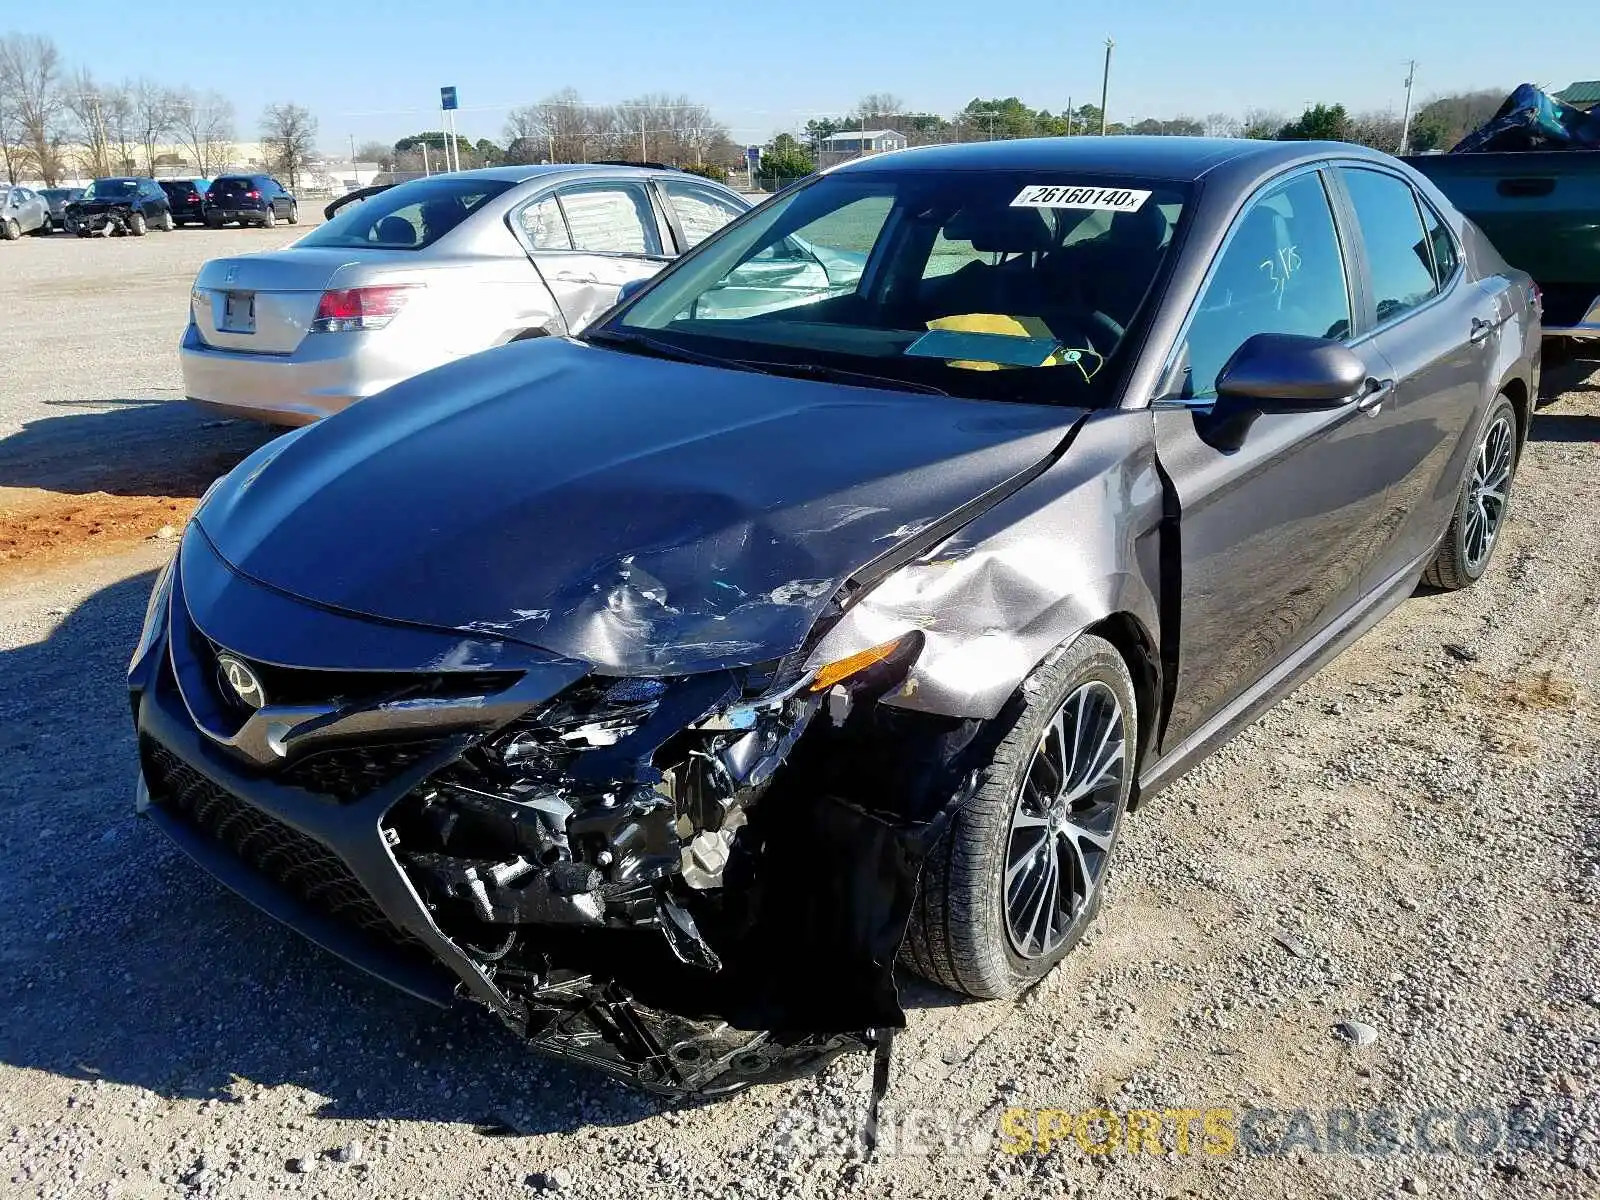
[32,0,1600,150]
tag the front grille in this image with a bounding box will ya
[280,740,447,803]
[143,741,425,955]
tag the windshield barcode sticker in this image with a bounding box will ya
[1010,185,1151,212]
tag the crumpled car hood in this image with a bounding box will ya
[199,338,1081,673]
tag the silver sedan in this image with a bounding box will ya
[180,164,751,425]
[0,186,51,239]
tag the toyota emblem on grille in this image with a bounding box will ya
[216,653,266,710]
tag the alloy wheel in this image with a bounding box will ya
[1003,680,1126,959]
[1464,413,1514,573]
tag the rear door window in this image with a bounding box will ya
[555,183,662,256]
[1337,168,1439,323]
[660,180,744,249]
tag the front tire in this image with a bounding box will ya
[905,634,1137,999]
[158,208,175,231]
[128,211,147,236]
[1423,395,1518,591]
[0,218,17,241]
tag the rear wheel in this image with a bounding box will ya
[158,208,175,232]
[262,206,276,229]
[1423,395,1518,591]
[205,214,223,229]
[128,211,147,237]
[0,218,17,241]
[904,634,1137,999]
[286,201,298,225]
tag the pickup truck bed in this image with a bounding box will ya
[1405,150,1600,335]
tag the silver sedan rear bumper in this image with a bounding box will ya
[179,321,454,426]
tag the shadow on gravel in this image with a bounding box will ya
[0,399,276,497]
[1529,412,1600,443]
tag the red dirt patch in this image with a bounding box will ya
[0,488,197,578]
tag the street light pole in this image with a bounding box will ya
[1398,60,1417,154]
[1100,38,1114,136]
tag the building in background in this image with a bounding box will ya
[817,128,908,167]
[1556,81,1600,111]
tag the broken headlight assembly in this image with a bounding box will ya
[381,633,925,979]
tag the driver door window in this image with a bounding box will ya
[1177,171,1353,401]
[661,181,743,250]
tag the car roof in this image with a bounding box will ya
[433,163,703,185]
[829,135,1392,183]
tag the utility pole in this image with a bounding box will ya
[1100,39,1114,135]
[1399,60,1418,154]
[1065,95,1073,136]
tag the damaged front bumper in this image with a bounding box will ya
[130,542,949,1096]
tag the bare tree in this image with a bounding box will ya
[133,78,180,175]
[0,33,65,184]
[355,139,392,169]
[506,88,607,164]
[173,88,235,175]
[1347,110,1404,153]
[1240,108,1287,140]
[64,69,117,177]
[0,40,22,183]
[1203,111,1242,138]
[260,102,316,189]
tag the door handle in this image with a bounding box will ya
[1356,378,1394,414]
[1469,317,1497,344]
[552,272,599,284]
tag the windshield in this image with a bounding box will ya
[85,179,139,200]
[608,170,1188,405]
[298,176,514,251]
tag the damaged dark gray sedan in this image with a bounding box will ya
[130,137,1538,1096]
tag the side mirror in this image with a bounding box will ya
[1215,333,1366,408]
[617,278,649,306]
[1203,333,1367,452]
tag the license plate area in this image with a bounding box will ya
[221,291,256,334]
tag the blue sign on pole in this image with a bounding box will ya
[745,145,761,167]
[441,86,459,111]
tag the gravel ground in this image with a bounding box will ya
[0,231,1597,1199]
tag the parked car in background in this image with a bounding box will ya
[182,164,750,424]
[38,187,84,231]
[159,178,211,226]
[0,185,51,239]
[66,178,175,236]
[203,175,297,228]
[138,138,1538,1096]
